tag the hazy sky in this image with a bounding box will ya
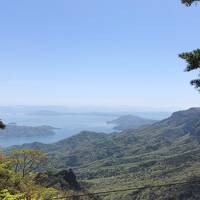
[0,0,199,110]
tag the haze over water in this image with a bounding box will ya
[0,106,171,147]
[0,112,116,147]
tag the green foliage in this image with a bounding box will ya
[10,149,47,177]
[36,187,59,200]
[180,2,200,91]
[0,155,22,194]
[179,49,200,72]
[181,0,200,6]
[0,150,63,199]
[179,49,200,89]
[0,190,25,200]
[0,121,6,129]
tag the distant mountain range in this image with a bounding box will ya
[8,108,200,199]
[28,110,69,116]
[28,110,119,117]
[107,115,156,130]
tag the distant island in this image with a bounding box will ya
[107,115,156,130]
[0,124,57,138]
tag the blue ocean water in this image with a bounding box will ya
[0,113,117,147]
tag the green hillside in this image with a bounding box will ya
[11,108,200,199]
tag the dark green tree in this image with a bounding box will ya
[0,121,5,129]
[179,49,200,89]
[10,149,47,177]
[182,0,200,6]
[179,1,200,90]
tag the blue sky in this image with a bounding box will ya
[0,0,199,110]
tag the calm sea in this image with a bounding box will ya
[0,113,118,147]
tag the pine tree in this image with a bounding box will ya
[182,0,200,6]
[179,49,200,89]
[179,1,200,90]
[0,121,5,129]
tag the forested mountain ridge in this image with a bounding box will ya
[10,108,200,199]
[13,108,200,167]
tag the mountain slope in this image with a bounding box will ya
[10,108,200,199]
[13,108,200,168]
